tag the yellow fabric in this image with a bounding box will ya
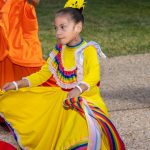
[62,45,77,69]
[0,42,109,150]
[82,45,100,87]
[27,42,100,89]
[27,58,52,87]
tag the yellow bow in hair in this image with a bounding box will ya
[64,0,86,10]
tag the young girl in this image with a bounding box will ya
[0,0,125,149]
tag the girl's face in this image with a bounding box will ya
[54,14,82,45]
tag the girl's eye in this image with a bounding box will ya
[61,25,65,29]
[54,27,57,30]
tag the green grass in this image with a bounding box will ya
[36,0,150,58]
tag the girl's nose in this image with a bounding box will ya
[56,29,62,35]
[56,31,62,39]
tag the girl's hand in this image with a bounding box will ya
[2,79,29,92]
[67,84,89,99]
[67,87,81,99]
[2,82,17,92]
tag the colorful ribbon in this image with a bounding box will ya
[64,97,125,150]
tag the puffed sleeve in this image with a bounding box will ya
[25,57,52,87]
[81,46,100,89]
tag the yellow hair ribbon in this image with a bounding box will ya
[64,0,86,10]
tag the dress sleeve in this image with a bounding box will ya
[25,57,52,87]
[81,46,100,89]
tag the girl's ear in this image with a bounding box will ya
[75,22,83,33]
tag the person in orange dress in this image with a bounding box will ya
[0,0,44,89]
[0,0,49,124]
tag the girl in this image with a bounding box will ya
[0,0,125,149]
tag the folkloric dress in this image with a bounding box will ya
[0,40,125,150]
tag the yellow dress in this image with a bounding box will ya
[0,40,124,150]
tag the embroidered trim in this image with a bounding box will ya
[49,41,105,89]
[49,45,78,89]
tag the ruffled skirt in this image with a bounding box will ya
[0,86,110,150]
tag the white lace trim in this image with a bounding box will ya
[48,41,105,89]
[48,61,78,89]
[75,41,106,82]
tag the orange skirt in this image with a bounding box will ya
[0,57,41,88]
[0,0,47,88]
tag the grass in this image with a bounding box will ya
[36,0,150,58]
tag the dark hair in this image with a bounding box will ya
[56,7,84,24]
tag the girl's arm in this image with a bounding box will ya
[25,57,52,87]
[2,79,30,92]
[2,58,52,92]
[67,46,100,98]
[80,45,100,89]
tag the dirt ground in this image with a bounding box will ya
[0,53,150,149]
[100,53,150,150]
